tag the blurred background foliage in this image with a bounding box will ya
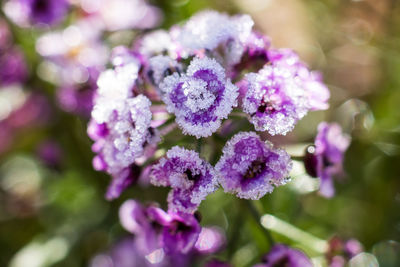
[0,0,400,266]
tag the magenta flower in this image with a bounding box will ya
[304,122,351,197]
[150,146,218,213]
[215,132,292,200]
[160,57,238,138]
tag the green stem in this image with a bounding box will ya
[245,200,275,246]
[196,139,202,154]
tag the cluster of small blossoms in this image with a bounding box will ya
[86,9,351,261]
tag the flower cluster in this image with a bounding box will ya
[82,9,351,264]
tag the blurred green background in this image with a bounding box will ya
[0,0,399,266]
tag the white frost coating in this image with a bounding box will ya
[148,55,181,85]
[159,57,239,138]
[177,10,253,51]
[102,94,153,174]
[92,62,139,124]
[139,30,178,58]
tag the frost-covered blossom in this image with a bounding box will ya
[253,244,312,267]
[88,57,159,199]
[0,47,27,86]
[242,49,330,135]
[148,55,182,86]
[215,132,291,200]
[136,30,180,59]
[177,10,253,65]
[119,200,201,255]
[268,49,330,111]
[304,122,350,198]
[89,94,155,177]
[160,57,238,138]
[150,146,218,213]
[3,0,69,27]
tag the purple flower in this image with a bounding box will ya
[160,57,238,138]
[242,49,329,135]
[0,47,27,86]
[215,132,292,200]
[119,200,201,255]
[267,49,330,111]
[254,244,312,267]
[304,122,351,198]
[150,146,218,213]
[4,0,69,27]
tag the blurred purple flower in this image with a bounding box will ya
[215,132,292,200]
[0,47,27,86]
[150,146,218,213]
[160,56,238,138]
[37,140,63,168]
[78,0,162,31]
[326,237,363,267]
[3,0,69,27]
[119,200,201,255]
[304,122,351,198]
[254,244,312,267]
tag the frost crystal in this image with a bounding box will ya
[215,132,292,200]
[160,57,238,138]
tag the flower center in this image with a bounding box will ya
[169,220,191,235]
[183,79,216,113]
[184,169,200,181]
[244,159,265,179]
